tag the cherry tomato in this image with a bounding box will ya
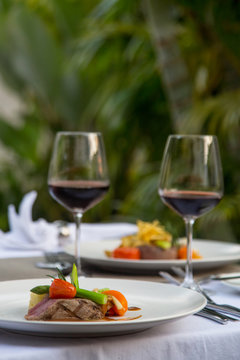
[49,279,77,299]
[113,247,141,260]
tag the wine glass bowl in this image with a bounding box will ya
[158,135,223,290]
[48,132,110,275]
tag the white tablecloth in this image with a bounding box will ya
[0,223,239,360]
[0,282,240,360]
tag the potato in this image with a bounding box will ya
[28,292,48,310]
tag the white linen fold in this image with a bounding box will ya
[0,191,137,257]
[0,191,59,251]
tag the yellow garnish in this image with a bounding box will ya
[120,220,172,247]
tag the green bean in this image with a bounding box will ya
[76,288,108,305]
[30,285,50,294]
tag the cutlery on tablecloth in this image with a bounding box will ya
[44,251,75,264]
[201,273,240,282]
[195,308,228,324]
[171,266,240,284]
[158,270,229,324]
[35,251,75,275]
[35,261,72,276]
[170,267,240,316]
[37,251,93,277]
[159,271,240,322]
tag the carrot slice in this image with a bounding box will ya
[49,279,77,299]
[113,247,141,260]
[103,289,128,316]
[178,246,202,259]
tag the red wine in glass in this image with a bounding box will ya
[160,190,222,218]
[49,180,110,213]
[48,132,109,275]
[158,135,223,290]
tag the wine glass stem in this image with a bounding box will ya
[183,218,195,287]
[73,212,83,274]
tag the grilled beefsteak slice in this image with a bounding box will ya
[25,296,105,321]
[138,245,178,260]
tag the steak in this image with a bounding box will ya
[25,297,106,321]
[138,245,178,260]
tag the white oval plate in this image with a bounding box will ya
[0,278,206,337]
[80,239,240,273]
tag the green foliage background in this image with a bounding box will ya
[0,0,239,243]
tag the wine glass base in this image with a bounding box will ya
[180,279,202,292]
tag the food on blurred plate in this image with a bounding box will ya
[177,245,202,259]
[105,220,202,260]
[25,264,129,321]
[106,220,177,260]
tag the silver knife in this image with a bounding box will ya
[206,273,240,281]
[171,266,240,283]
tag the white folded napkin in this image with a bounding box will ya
[0,190,138,257]
[0,191,59,251]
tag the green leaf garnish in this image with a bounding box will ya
[57,268,67,281]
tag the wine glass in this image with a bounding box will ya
[48,131,110,275]
[158,135,223,290]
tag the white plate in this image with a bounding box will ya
[222,278,240,290]
[0,278,206,337]
[80,239,240,273]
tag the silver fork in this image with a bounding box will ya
[159,271,233,324]
[171,266,240,316]
[195,309,229,324]
[195,309,228,324]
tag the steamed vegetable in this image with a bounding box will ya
[102,289,128,316]
[76,288,107,305]
[178,246,202,259]
[30,285,50,295]
[113,247,141,260]
[70,263,107,305]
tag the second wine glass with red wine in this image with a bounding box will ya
[48,132,110,275]
[158,135,223,290]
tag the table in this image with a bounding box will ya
[0,224,240,360]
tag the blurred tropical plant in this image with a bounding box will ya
[0,0,174,232]
[0,0,239,243]
[145,0,240,241]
